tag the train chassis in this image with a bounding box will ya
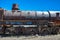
[0,24,60,36]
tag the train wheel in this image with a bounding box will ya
[30,30,36,35]
[51,27,59,35]
[41,29,50,36]
[30,32,36,35]
[58,29,60,34]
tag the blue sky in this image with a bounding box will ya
[0,0,60,11]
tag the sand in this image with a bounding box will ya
[0,34,60,40]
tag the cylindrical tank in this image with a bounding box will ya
[3,10,60,20]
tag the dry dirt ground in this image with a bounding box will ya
[0,34,60,40]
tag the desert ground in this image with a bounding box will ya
[0,34,60,40]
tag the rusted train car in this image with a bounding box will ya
[0,4,60,35]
